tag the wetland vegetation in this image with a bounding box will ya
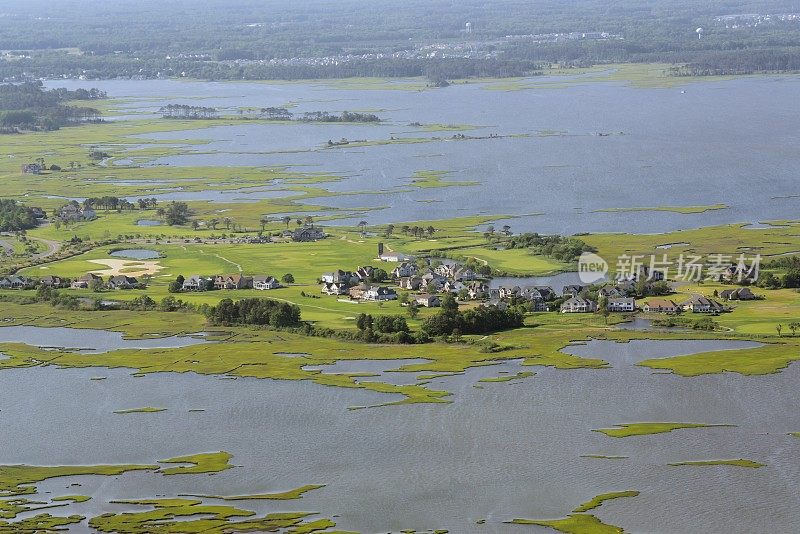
[0,25,799,530]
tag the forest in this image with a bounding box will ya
[0,199,39,232]
[0,81,105,131]
[2,0,800,80]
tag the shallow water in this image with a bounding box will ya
[46,75,800,234]
[109,248,160,260]
[0,326,207,353]
[0,334,798,532]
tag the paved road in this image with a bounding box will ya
[30,236,61,259]
[0,239,12,256]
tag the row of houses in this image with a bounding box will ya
[70,273,141,289]
[181,274,281,291]
[643,296,726,314]
[323,281,399,301]
[0,273,141,290]
[559,296,637,313]
[559,295,732,314]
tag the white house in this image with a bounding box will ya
[560,297,597,313]
[364,286,398,301]
[607,297,636,312]
[253,276,280,290]
[392,262,417,278]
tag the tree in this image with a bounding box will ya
[259,216,270,232]
[162,201,191,226]
[776,324,783,337]
[224,217,232,230]
[789,322,799,336]
[598,295,610,324]
[407,301,419,319]
[356,313,373,332]
[191,220,200,231]
[281,273,294,284]
[357,220,368,234]
[168,275,185,293]
[281,216,291,229]
[209,218,219,230]
[89,278,104,293]
[441,293,458,312]
[385,224,394,237]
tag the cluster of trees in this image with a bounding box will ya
[159,104,219,119]
[160,201,192,226]
[422,294,524,338]
[205,297,301,327]
[756,257,800,289]
[0,199,38,232]
[504,233,595,262]
[299,111,380,123]
[0,81,104,132]
[356,313,409,333]
[391,224,437,239]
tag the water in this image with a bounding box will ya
[0,326,208,353]
[45,75,800,234]
[109,248,160,260]
[0,342,797,532]
[136,219,162,226]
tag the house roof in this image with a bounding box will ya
[646,298,676,308]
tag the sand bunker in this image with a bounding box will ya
[88,258,164,277]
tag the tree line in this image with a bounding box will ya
[0,199,38,232]
[0,81,104,132]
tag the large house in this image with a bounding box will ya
[719,287,757,301]
[347,283,370,300]
[354,266,375,282]
[392,262,417,278]
[107,275,139,290]
[59,204,96,222]
[364,286,398,301]
[398,276,423,291]
[214,274,253,290]
[413,294,441,307]
[560,297,597,313]
[598,286,628,299]
[21,163,43,174]
[289,227,325,242]
[607,297,636,312]
[643,299,678,313]
[466,282,489,300]
[2,275,34,290]
[253,275,280,290]
[322,282,349,295]
[39,275,65,288]
[321,270,356,285]
[521,286,556,302]
[562,285,586,298]
[71,273,103,289]
[182,275,212,291]
[378,251,415,263]
[680,296,724,313]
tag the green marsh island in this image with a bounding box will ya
[2,1,800,532]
